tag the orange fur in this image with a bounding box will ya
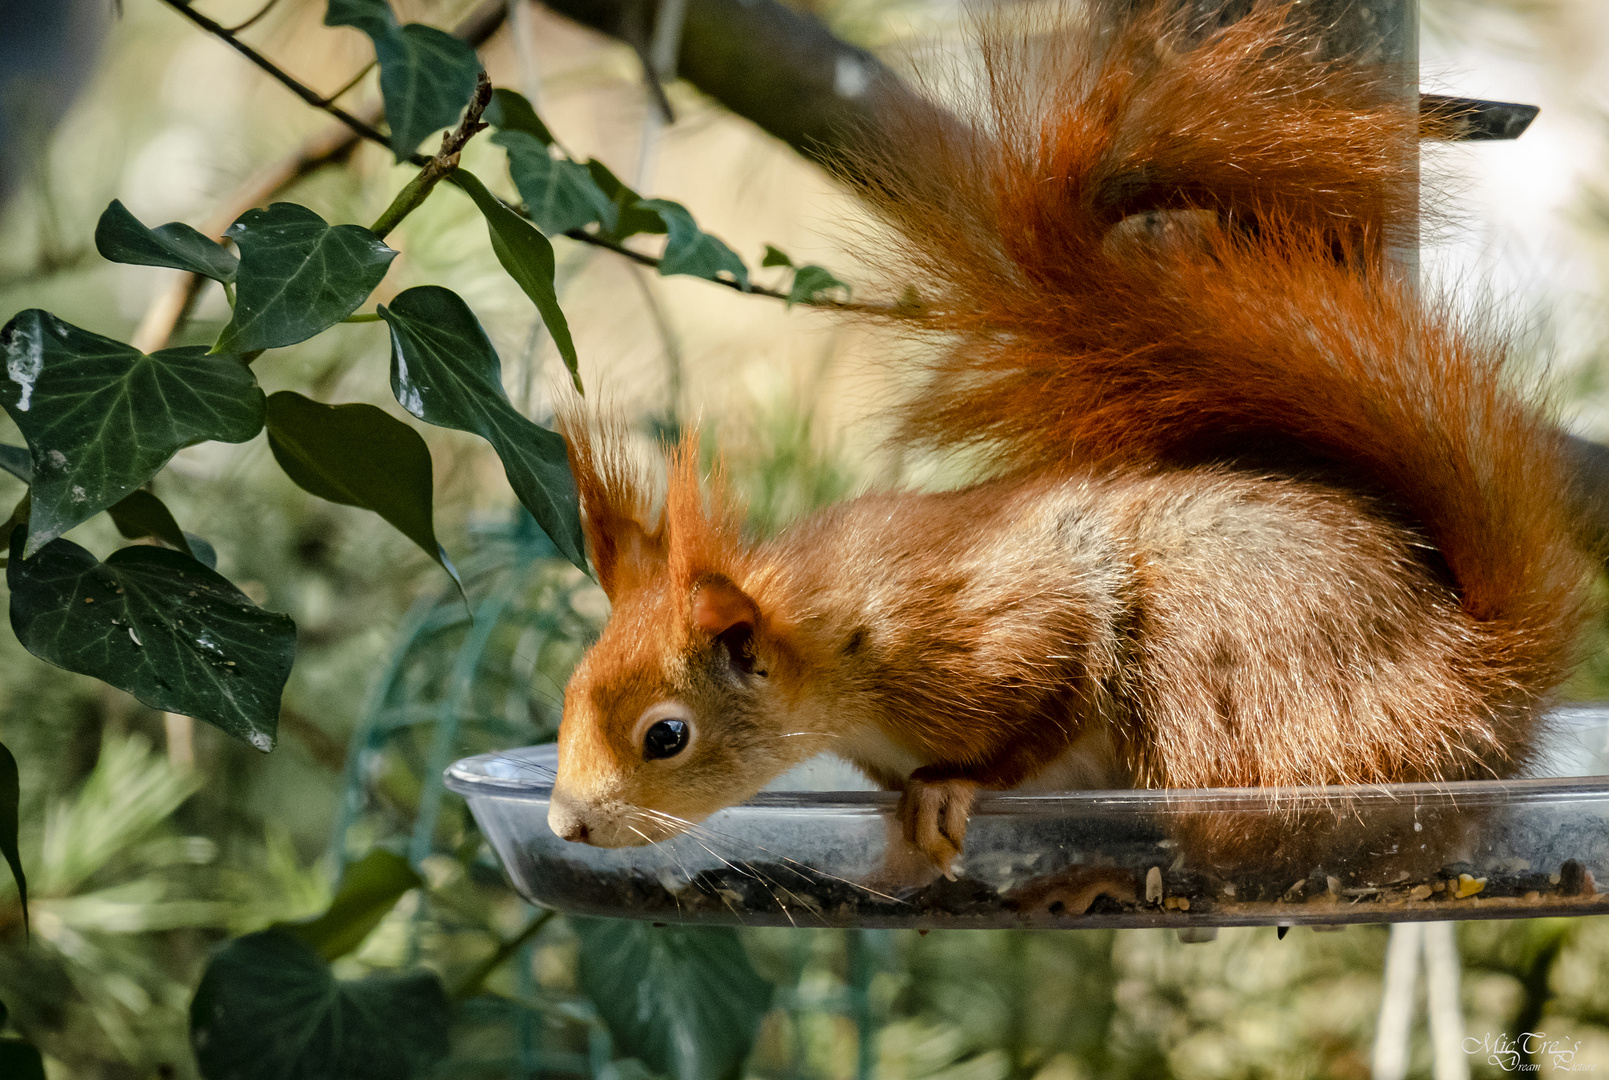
[547,3,1594,874]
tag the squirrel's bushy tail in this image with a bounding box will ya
[852,2,1590,705]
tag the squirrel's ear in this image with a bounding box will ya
[691,574,762,675]
[558,411,666,600]
[691,574,758,636]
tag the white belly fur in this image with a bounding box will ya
[840,721,1131,792]
[1011,724,1132,792]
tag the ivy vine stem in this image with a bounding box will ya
[369,72,493,240]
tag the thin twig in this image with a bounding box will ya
[370,72,494,239]
[321,59,378,107]
[224,0,282,34]
[449,908,555,1000]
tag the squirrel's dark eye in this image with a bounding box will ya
[643,718,689,760]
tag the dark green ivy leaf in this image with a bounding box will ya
[493,130,615,236]
[787,265,850,308]
[0,1039,45,1080]
[0,494,28,563]
[185,533,219,570]
[0,310,266,556]
[93,198,238,283]
[585,160,668,242]
[8,537,295,750]
[323,0,392,37]
[325,0,481,162]
[483,88,553,145]
[106,489,201,561]
[265,391,461,593]
[0,742,25,932]
[377,285,586,570]
[575,918,773,1080]
[0,445,30,483]
[761,244,793,268]
[192,928,449,1080]
[447,169,580,391]
[636,199,749,289]
[281,849,421,962]
[95,200,239,284]
[216,204,397,354]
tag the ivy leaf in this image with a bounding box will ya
[216,204,397,354]
[493,130,615,236]
[191,928,449,1080]
[0,310,266,556]
[447,169,580,392]
[185,533,219,570]
[0,444,30,483]
[761,244,793,268]
[787,265,850,308]
[0,494,28,563]
[325,0,481,162]
[636,200,749,289]
[585,160,668,242]
[95,200,239,284]
[575,918,773,1080]
[323,0,392,37]
[265,391,461,594]
[377,285,586,570]
[280,849,421,962]
[0,742,25,932]
[8,537,295,751]
[0,1039,45,1080]
[106,489,201,561]
[483,88,553,146]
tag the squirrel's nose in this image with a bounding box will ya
[548,792,595,844]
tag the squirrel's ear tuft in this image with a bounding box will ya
[664,429,751,596]
[557,410,667,599]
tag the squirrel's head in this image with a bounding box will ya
[548,420,823,847]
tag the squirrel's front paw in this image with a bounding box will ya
[897,774,978,880]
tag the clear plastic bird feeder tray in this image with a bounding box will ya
[446,707,1609,929]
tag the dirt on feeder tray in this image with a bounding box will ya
[518,847,1608,928]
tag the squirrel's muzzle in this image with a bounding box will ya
[548,785,686,847]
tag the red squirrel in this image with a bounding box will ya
[544,3,1594,876]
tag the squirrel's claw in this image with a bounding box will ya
[897,775,978,880]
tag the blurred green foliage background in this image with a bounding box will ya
[1,0,1609,1076]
